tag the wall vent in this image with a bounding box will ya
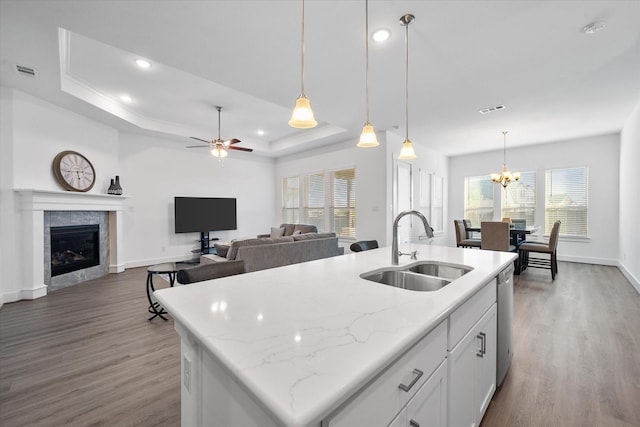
[479,104,506,114]
[13,64,37,78]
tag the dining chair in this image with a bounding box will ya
[454,220,481,248]
[350,240,379,252]
[518,221,561,279]
[462,219,482,242]
[480,221,516,252]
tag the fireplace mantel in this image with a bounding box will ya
[15,189,128,300]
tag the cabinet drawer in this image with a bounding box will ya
[448,279,496,350]
[324,320,447,427]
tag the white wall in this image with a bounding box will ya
[119,132,275,267]
[449,133,620,265]
[619,99,640,293]
[276,135,387,248]
[0,87,16,306]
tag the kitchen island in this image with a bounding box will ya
[154,244,517,427]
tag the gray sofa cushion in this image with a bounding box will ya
[177,260,245,284]
[292,232,337,241]
[227,236,294,260]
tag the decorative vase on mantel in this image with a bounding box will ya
[108,176,123,195]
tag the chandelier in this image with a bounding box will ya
[491,131,520,187]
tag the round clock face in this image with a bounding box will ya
[52,150,96,192]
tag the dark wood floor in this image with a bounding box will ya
[1,262,639,426]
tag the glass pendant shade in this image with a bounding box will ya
[211,147,228,158]
[357,123,379,147]
[288,96,318,128]
[398,139,416,159]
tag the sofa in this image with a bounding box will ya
[257,223,318,238]
[201,232,344,273]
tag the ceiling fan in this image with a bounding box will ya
[187,106,254,159]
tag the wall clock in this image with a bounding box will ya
[52,150,96,192]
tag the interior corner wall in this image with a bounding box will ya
[118,132,276,267]
[448,133,620,265]
[619,98,640,293]
[275,136,387,247]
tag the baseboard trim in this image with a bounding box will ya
[557,255,617,266]
[1,285,48,305]
[617,261,640,295]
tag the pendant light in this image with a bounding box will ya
[398,14,416,160]
[289,0,318,128]
[491,131,520,187]
[357,0,379,147]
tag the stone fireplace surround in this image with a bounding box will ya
[15,189,126,299]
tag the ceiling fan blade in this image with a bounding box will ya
[190,137,211,144]
[228,138,241,145]
[229,146,253,152]
[186,145,212,148]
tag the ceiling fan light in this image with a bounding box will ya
[357,123,379,148]
[398,139,416,159]
[288,96,318,128]
[211,147,228,158]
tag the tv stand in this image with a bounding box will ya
[196,232,219,255]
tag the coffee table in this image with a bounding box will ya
[146,261,196,320]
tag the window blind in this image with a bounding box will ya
[331,168,356,238]
[282,176,300,224]
[545,167,588,237]
[303,172,325,231]
[464,175,494,226]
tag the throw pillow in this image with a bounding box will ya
[214,243,230,258]
[292,229,302,235]
[270,227,285,238]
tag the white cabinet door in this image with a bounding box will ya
[475,305,497,421]
[448,304,497,427]
[389,360,448,427]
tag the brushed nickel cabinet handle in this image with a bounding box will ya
[480,332,486,355]
[476,332,486,357]
[398,368,424,392]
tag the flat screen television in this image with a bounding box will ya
[174,197,237,233]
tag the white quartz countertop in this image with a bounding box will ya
[155,244,517,427]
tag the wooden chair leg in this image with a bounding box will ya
[551,252,557,280]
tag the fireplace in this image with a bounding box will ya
[50,224,100,277]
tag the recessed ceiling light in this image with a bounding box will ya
[120,94,133,103]
[372,28,391,42]
[135,58,151,69]
[256,129,265,136]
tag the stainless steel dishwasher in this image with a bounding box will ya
[497,262,514,387]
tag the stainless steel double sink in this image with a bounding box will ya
[360,261,473,292]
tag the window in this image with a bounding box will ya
[331,168,356,238]
[282,176,300,224]
[303,172,325,231]
[464,175,494,225]
[502,171,536,226]
[283,167,357,238]
[545,167,588,237]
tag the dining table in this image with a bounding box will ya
[465,225,535,247]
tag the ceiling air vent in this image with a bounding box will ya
[13,64,37,78]
[479,104,506,115]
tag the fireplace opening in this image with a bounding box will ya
[51,224,100,277]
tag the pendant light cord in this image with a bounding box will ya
[503,131,508,167]
[404,17,410,141]
[365,0,370,123]
[300,0,306,97]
